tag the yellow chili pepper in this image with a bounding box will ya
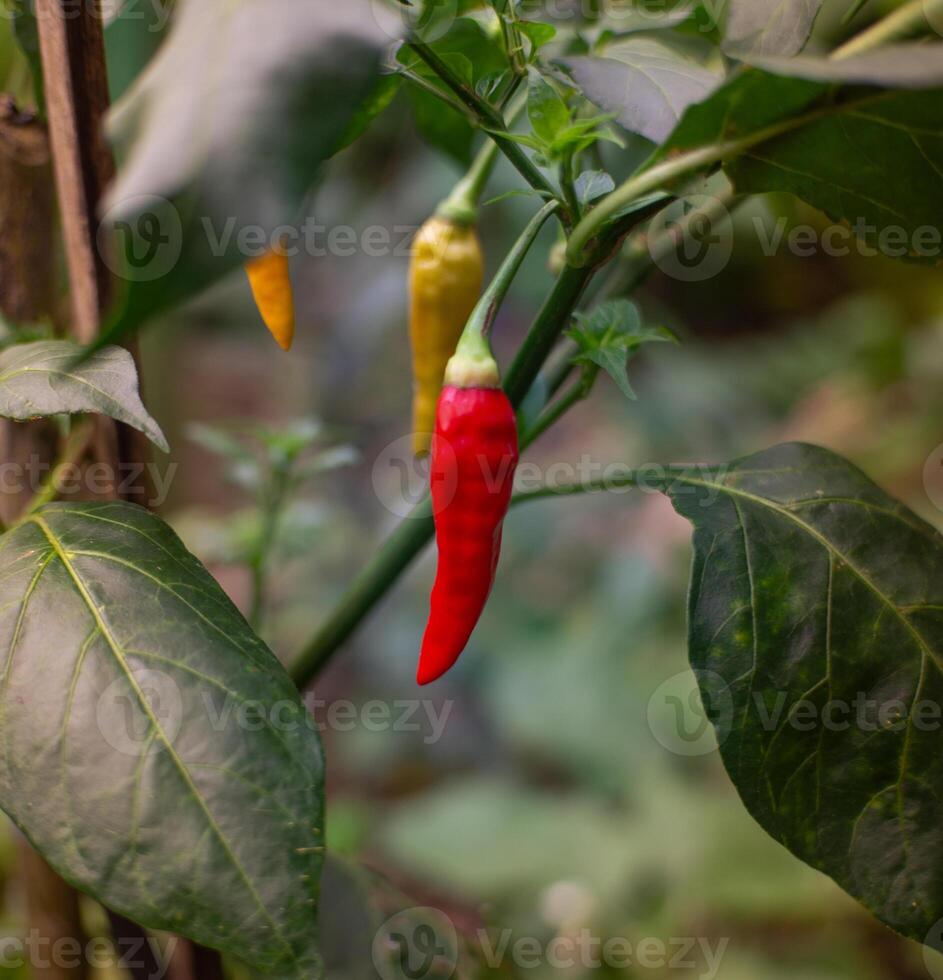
[409,215,484,456]
[246,248,295,351]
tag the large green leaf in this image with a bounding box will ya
[728,88,943,264]
[652,68,943,264]
[0,502,325,978]
[0,341,167,452]
[653,66,826,157]
[663,443,943,948]
[100,0,390,345]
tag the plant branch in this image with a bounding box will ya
[289,500,435,686]
[566,109,824,267]
[503,261,595,406]
[399,67,477,121]
[833,0,943,57]
[511,471,641,505]
[406,38,560,204]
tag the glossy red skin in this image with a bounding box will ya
[417,385,519,685]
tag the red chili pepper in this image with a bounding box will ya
[414,200,558,685]
[418,384,518,685]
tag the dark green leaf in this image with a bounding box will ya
[729,88,943,264]
[100,0,389,346]
[749,44,943,87]
[651,67,943,263]
[653,66,826,159]
[527,67,571,144]
[0,341,168,452]
[334,73,402,154]
[0,502,325,977]
[662,442,943,949]
[564,38,723,144]
[568,299,675,399]
[406,84,475,166]
[104,0,168,103]
[723,0,825,57]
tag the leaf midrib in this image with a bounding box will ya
[27,514,298,968]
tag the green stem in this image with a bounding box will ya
[25,418,95,515]
[437,90,528,225]
[406,39,561,205]
[449,199,560,385]
[833,0,943,57]
[559,152,582,225]
[399,68,476,121]
[510,464,700,506]
[247,472,289,632]
[289,500,434,687]
[503,261,594,407]
[566,112,815,267]
[472,199,559,341]
[511,472,641,506]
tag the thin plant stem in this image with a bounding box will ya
[833,0,943,57]
[406,38,561,204]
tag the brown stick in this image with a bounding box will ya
[33,0,114,342]
[1,99,89,980]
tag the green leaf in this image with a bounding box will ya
[728,88,943,264]
[518,20,557,54]
[0,502,325,977]
[749,44,943,87]
[0,341,168,452]
[662,442,943,950]
[574,169,615,205]
[652,67,943,264]
[653,66,826,158]
[564,38,723,144]
[723,0,826,57]
[334,73,402,154]
[568,300,676,399]
[100,0,389,346]
[527,66,571,145]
